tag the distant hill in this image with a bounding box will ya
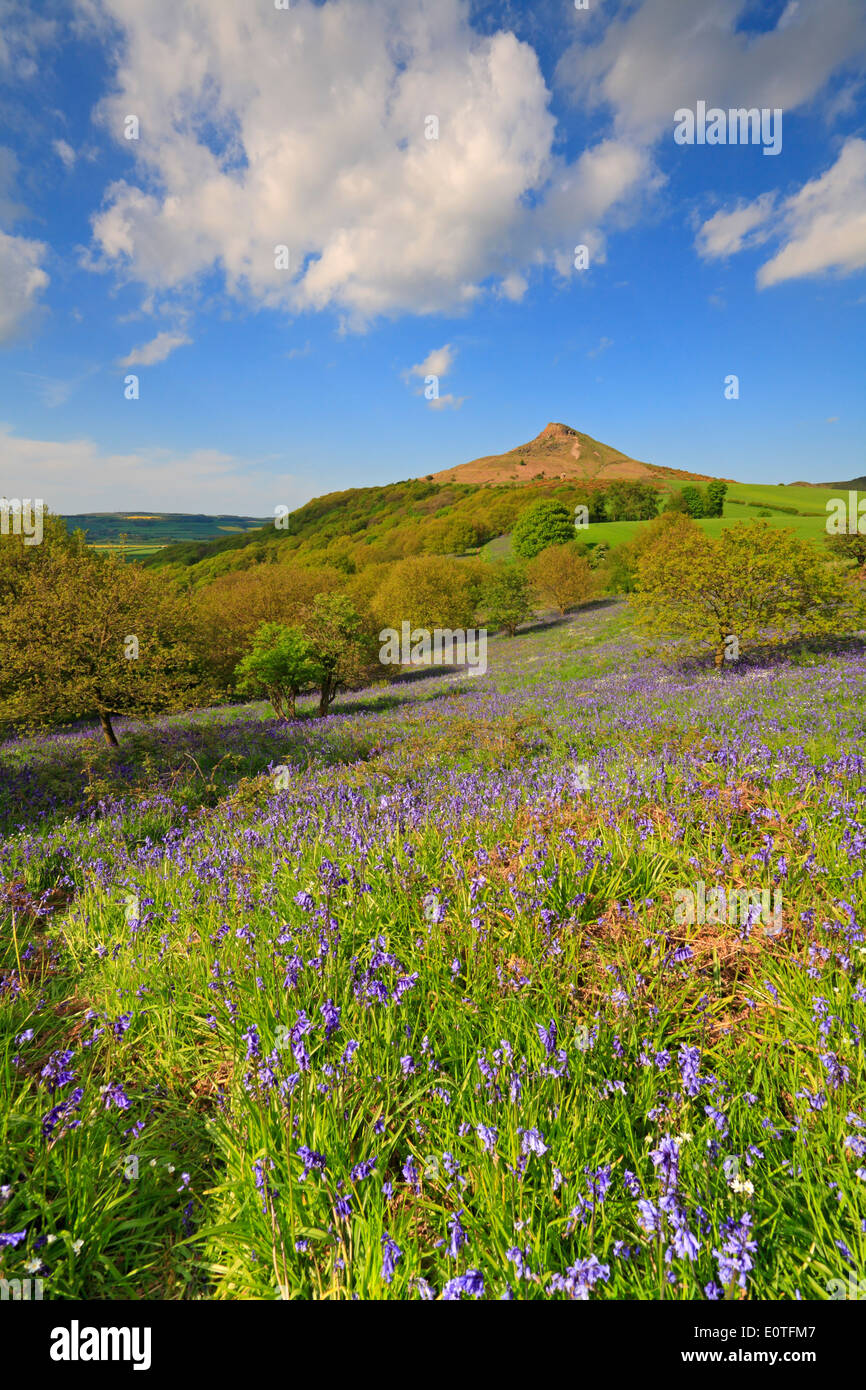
[63,513,268,545]
[816,477,866,490]
[138,421,732,581]
[430,421,715,486]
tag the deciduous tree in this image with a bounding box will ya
[371,554,477,633]
[0,541,197,746]
[481,559,534,635]
[511,500,575,559]
[631,517,864,666]
[299,593,376,717]
[235,622,317,720]
[526,544,598,615]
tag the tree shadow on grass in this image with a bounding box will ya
[671,632,866,679]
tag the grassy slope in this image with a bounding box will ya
[1,605,864,1300]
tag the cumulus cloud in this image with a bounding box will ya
[556,0,866,143]
[696,139,866,287]
[0,230,50,343]
[405,344,456,381]
[0,423,309,514]
[117,330,191,366]
[402,341,464,408]
[757,138,866,286]
[77,0,653,325]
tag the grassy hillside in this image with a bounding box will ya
[140,460,856,585]
[2,603,864,1299]
[142,475,642,585]
[432,420,714,487]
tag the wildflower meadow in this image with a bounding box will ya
[2,607,864,1308]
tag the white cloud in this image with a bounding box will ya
[0,231,50,343]
[758,138,866,286]
[556,0,866,144]
[117,330,191,366]
[77,0,652,325]
[497,272,527,301]
[0,423,309,514]
[402,341,465,408]
[53,139,76,170]
[406,344,456,381]
[696,193,777,260]
[696,139,866,287]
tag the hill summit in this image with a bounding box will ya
[429,422,712,487]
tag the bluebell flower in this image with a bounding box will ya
[447,1209,468,1259]
[476,1123,498,1154]
[520,1128,548,1157]
[442,1270,484,1299]
[380,1232,402,1284]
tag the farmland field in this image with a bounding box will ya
[2,603,864,1301]
[484,482,847,560]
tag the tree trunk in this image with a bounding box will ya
[318,677,336,717]
[287,689,296,720]
[99,709,119,747]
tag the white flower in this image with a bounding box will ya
[72,1239,84,1255]
[46,1234,57,1244]
[24,1258,41,1273]
[729,1174,755,1197]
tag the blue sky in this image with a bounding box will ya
[1,0,865,514]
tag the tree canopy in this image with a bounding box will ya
[630,517,864,666]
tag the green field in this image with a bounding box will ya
[64,513,268,550]
[484,481,848,559]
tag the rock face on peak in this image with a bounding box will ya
[428,423,712,488]
[534,421,579,442]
